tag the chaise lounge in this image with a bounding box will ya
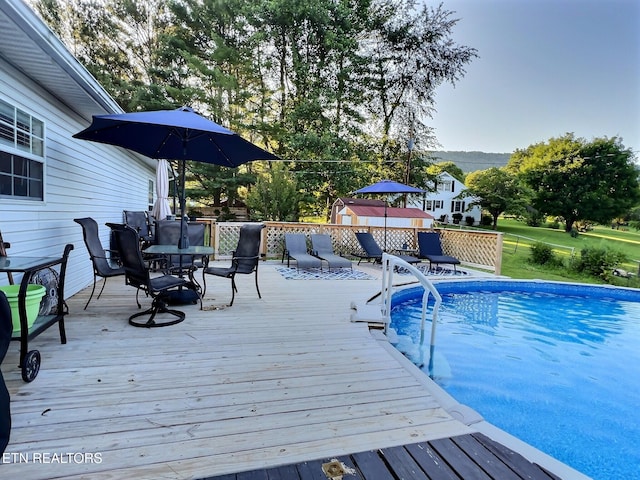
[353,232,420,265]
[417,231,460,273]
[283,233,322,271]
[310,234,352,271]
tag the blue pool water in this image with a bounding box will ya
[390,280,640,480]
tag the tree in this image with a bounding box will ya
[363,1,477,154]
[426,161,465,182]
[465,168,527,229]
[186,163,256,209]
[509,134,640,232]
[246,163,299,221]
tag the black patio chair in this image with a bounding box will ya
[202,224,264,305]
[0,291,11,455]
[310,234,352,271]
[74,217,125,310]
[353,232,420,265]
[123,210,153,245]
[109,223,196,327]
[154,220,208,289]
[417,231,460,273]
[282,233,322,271]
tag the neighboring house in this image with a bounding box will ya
[409,171,482,225]
[0,0,157,297]
[336,204,434,229]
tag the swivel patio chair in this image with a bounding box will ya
[310,234,352,271]
[417,231,460,273]
[283,233,322,271]
[202,223,264,306]
[353,232,420,265]
[109,223,196,327]
[74,217,125,310]
[0,291,11,455]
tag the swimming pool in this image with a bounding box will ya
[390,280,640,480]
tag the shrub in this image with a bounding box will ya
[547,220,560,229]
[464,216,475,226]
[570,246,627,281]
[481,215,493,226]
[525,212,543,227]
[530,242,559,266]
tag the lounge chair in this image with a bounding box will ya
[353,232,420,265]
[417,231,460,272]
[310,234,352,271]
[283,233,322,271]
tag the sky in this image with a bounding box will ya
[427,0,640,155]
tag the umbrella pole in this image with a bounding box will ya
[178,160,189,249]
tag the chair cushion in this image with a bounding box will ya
[149,274,188,293]
[425,254,460,265]
[203,266,235,278]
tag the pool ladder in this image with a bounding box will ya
[352,253,442,348]
[381,253,442,348]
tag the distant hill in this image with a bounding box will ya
[430,151,511,173]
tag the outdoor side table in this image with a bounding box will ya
[0,244,74,382]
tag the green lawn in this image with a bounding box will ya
[485,219,640,286]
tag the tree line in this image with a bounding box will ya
[33,1,639,229]
[33,0,476,220]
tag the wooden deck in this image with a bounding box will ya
[0,262,579,479]
[202,433,561,480]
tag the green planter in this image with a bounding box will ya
[0,284,47,333]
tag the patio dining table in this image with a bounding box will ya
[143,244,213,305]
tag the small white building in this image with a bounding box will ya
[409,171,482,226]
[336,204,434,229]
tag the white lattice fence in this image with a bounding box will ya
[209,221,502,273]
[438,228,503,273]
[215,222,244,256]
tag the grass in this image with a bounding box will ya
[486,218,640,286]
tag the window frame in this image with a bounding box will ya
[0,98,46,202]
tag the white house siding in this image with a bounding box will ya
[0,61,155,297]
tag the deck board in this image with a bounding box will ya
[201,434,560,480]
[0,262,571,479]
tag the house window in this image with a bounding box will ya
[148,179,154,210]
[425,200,444,210]
[0,98,45,200]
[451,200,466,213]
[437,180,453,192]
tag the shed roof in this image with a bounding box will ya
[335,197,386,207]
[345,205,434,219]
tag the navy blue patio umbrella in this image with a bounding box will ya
[74,106,279,247]
[353,179,425,250]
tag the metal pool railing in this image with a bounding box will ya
[381,253,442,348]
